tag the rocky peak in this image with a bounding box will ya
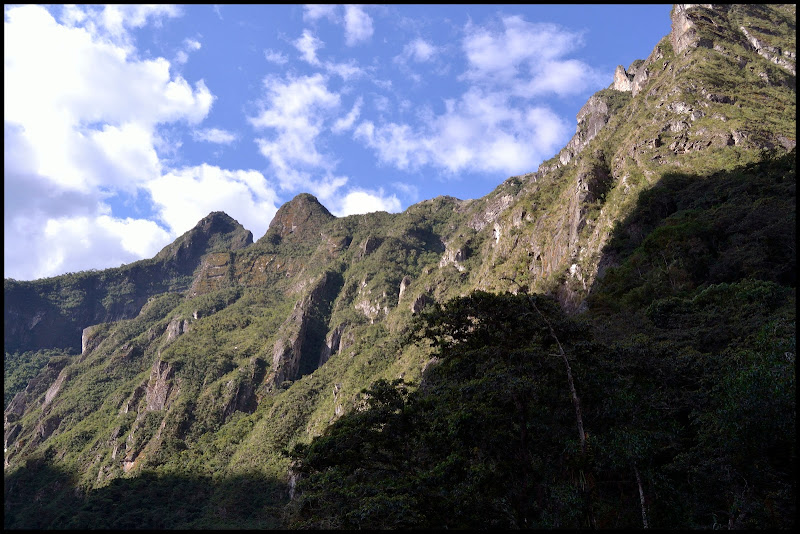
[261,193,335,245]
[670,4,718,55]
[155,211,253,263]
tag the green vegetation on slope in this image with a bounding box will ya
[286,153,796,529]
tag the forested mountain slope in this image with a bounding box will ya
[5,4,795,529]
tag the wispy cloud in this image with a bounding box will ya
[294,29,323,65]
[303,4,338,24]
[399,37,438,63]
[462,15,604,97]
[344,5,373,46]
[332,97,363,133]
[264,48,289,64]
[355,86,570,176]
[192,128,238,144]
[175,37,202,65]
[249,73,342,190]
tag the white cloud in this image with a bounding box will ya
[336,189,401,216]
[4,122,172,280]
[185,38,201,51]
[332,98,363,133]
[40,215,171,275]
[264,48,289,64]
[303,4,339,23]
[3,4,219,280]
[461,15,603,97]
[58,4,182,49]
[323,59,365,81]
[175,38,201,65]
[344,5,373,46]
[147,165,279,240]
[350,14,602,178]
[192,128,238,144]
[4,5,213,192]
[294,29,323,65]
[402,38,438,63]
[249,73,342,190]
[354,87,570,176]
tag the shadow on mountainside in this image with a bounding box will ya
[586,149,796,315]
[280,150,796,530]
[4,456,287,529]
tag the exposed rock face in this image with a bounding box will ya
[469,193,514,231]
[398,275,412,301]
[190,252,233,297]
[671,4,717,55]
[319,323,347,367]
[613,65,634,91]
[411,293,429,314]
[360,236,383,258]
[42,368,69,408]
[4,357,69,438]
[560,95,611,165]
[439,243,467,271]
[739,24,796,75]
[145,360,174,412]
[269,271,343,385]
[81,325,102,356]
[165,316,190,342]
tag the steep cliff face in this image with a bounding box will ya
[3,4,795,529]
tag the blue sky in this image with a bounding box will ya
[4,4,673,281]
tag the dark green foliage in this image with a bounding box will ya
[592,150,795,311]
[4,6,796,525]
[288,280,795,529]
[286,150,796,529]
[288,292,597,529]
[3,459,285,529]
[4,348,71,409]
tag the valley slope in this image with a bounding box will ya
[4,4,796,529]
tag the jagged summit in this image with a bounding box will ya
[261,193,335,245]
[154,211,253,263]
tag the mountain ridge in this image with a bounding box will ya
[4,4,795,529]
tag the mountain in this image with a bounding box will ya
[4,5,795,529]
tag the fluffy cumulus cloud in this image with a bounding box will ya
[301,4,372,49]
[3,4,228,280]
[355,87,570,176]
[303,4,338,24]
[247,71,398,217]
[4,4,212,192]
[462,15,605,97]
[338,189,401,217]
[264,48,289,65]
[294,29,324,66]
[402,38,438,63]
[146,165,279,240]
